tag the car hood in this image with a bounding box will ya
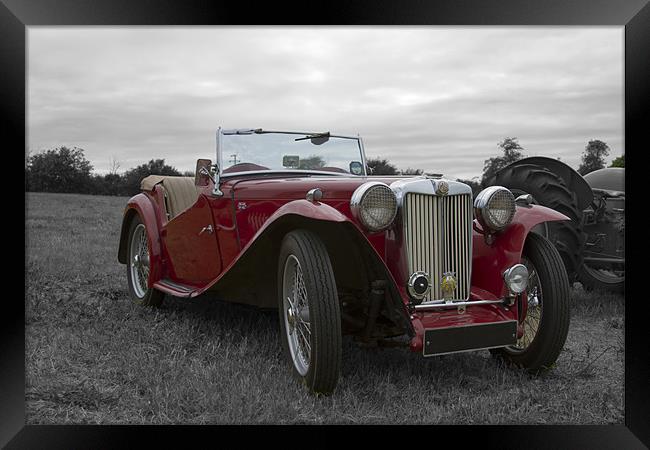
[222,175,412,200]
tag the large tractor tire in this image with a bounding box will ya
[488,164,586,282]
[577,260,625,294]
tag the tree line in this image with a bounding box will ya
[368,138,623,197]
[25,147,190,197]
[478,136,622,182]
[25,139,623,197]
[23,148,429,197]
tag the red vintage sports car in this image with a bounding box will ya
[118,128,570,394]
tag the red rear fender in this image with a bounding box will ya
[117,193,164,285]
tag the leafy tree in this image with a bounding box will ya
[85,155,124,196]
[122,159,181,196]
[366,157,399,175]
[456,178,482,198]
[298,155,326,170]
[578,140,610,175]
[26,146,94,193]
[96,173,124,196]
[610,154,624,168]
[481,137,525,186]
[401,168,423,176]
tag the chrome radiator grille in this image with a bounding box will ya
[403,193,473,301]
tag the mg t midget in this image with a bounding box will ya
[117,128,570,394]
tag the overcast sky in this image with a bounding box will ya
[28,27,623,180]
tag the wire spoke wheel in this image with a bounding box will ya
[277,230,341,395]
[125,215,163,307]
[509,257,543,353]
[129,223,150,298]
[491,233,570,373]
[282,255,312,376]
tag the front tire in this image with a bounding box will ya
[277,230,342,395]
[126,215,164,307]
[491,233,570,372]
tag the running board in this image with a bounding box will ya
[154,279,197,297]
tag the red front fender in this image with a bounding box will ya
[265,198,350,225]
[471,204,569,297]
[195,198,371,295]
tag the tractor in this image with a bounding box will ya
[488,157,624,294]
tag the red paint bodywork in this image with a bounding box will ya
[119,173,568,354]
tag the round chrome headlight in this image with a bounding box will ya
[474,186,516,232]
[503,264,529,294]
[350,182,398,232]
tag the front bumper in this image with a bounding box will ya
[408,297,519,355]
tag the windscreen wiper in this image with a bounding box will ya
[295,132,330,141]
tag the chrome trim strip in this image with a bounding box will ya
[414,298,507,311]
[391,177,472,208]
[220,169,351,178]
[423,344,514,358]
[358,135,368,176]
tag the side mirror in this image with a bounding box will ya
[349,161,363,175]
[195,159,213,186]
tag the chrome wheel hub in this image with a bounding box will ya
[286,304,297,330]
[282,255,312,376]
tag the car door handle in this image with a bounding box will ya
[199,224,213,235]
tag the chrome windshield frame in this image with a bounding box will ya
[216,127,367,178]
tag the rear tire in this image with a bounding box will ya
[489,164,586,282]
[277,230,342,395]
[577,263,624,294]
[126,215,164,307]
[491,233,570,372]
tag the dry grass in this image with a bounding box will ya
[25,192,624,424]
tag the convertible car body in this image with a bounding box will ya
[118,128,571,394]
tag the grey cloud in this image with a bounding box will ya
[28,27,623,178]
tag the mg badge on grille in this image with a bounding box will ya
[441,272,457,300]
[435,181,449,196]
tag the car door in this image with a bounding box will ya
[163,194,222,284]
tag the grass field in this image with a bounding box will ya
[25,192,624,424]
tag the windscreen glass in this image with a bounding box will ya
[220,131,365,175]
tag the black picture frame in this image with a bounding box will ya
[6,0,648,447]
